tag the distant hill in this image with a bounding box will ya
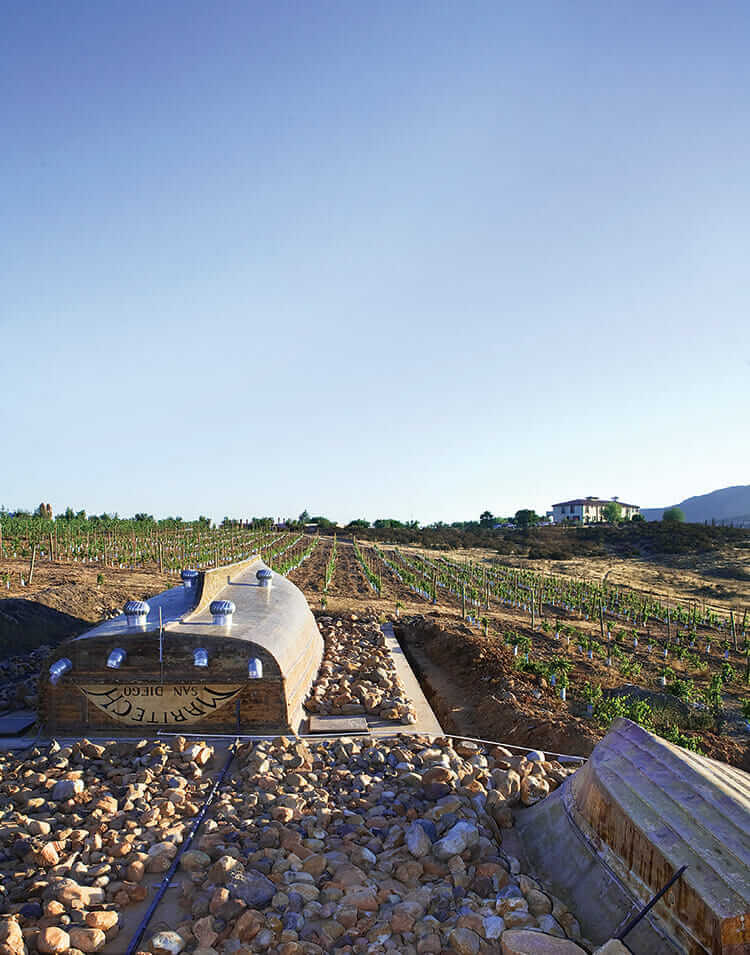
[641,485,750,525]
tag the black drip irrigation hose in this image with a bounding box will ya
[558,790,682,950]
[616,864,688,942]
[124,741,239,955]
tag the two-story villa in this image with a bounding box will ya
[551,497,640,523]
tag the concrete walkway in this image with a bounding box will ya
[366,622,443,737]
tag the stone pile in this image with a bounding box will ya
[0,733,589,954]
[151,734,587,954]
[0,648,49,715]
[0,736,216,954]
[305,615,416,724]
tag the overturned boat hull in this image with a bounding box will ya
[516,718,750,954]
[40,557,323,736]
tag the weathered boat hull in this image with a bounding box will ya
[39,557,323,736]
[516,719,750,954]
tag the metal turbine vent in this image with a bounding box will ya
[209,599,236,625]
[124,600,150,628]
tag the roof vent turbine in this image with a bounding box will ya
[209,599,236,626]
[256,568,273,588]
[124,600,150,629]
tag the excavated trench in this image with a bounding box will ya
[393,615,601,759]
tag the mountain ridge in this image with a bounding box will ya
[642,484,750,525]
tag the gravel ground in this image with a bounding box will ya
[0,733,594,955]
[304,614,416,724]
[0,648,49,716]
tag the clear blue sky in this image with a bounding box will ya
[2,2,748,523]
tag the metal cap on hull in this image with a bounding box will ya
[124,600,150,629]
[181,569,199,590]
[209,599,236,626]
[49,658,72,685]
[106,648,127,669]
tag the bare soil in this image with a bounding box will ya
[396,613,601,758]
[0,558,174,653]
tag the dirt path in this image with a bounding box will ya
[288,542,435,617]
[325,544,372,601]
[284,536,331,596]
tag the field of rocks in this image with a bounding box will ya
[0,648,48,716]
[0,731,608,955]
[304,615,416,724]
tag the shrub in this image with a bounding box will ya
[704,674,724,711]
[550,656,572,677]
[667,679,695,703]
[515,659,550,680]
[660,725,704,752]
[592,695,631,726]
[629,699,654,727]
[662,507,686,523]
[620,656,642,679]
[721,662,737,684]
[582,681,603,705]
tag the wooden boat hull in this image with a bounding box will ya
[39,557,323,736]
[516,719,750,954]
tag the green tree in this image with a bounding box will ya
[514,509,540,528]
[310,516,336,529]
[479,510,495,527]
[602,501,623,523]
[298,509,311,523]
[663,507,685,523]
[347,518,370,528]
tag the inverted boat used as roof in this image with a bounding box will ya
[41,556,324,735]
[71,555,314,677]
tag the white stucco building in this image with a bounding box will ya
[551,497,640,524]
